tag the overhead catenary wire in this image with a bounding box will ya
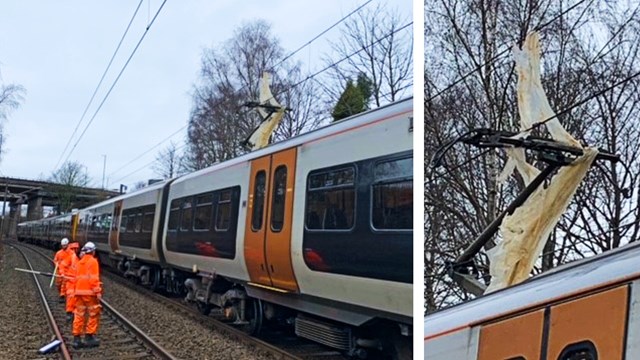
[53,0,144,172]
[520,68,640,134]
[58,0,168,170]
[110,142,189,186]
[238,21,413,118]
[106,4,378,181]
[273,0,375,70]
[426,0,613,182]
[110,20,413,187]
[425,0,592,104]
[106,124,188,179]
[425,149,492,186]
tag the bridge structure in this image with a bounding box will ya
[0,176,120,238]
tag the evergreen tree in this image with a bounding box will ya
[331,74,373,121]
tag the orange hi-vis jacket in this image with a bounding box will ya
[64,252,80,296]
[59,247,76,276]
[72,254,102,297]
[54,248,69,291]
[54,248,69,269]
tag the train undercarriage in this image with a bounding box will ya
[110,254,412,359]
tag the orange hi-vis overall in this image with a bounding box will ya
[64,252,79,313]
[54,248,69,297]
[72,254,102,336]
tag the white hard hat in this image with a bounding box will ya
[82,241,96,253]
[61,238,69,246]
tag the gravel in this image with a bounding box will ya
[0,245,54,360]
[102,276,275,360]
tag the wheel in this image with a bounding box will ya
[149,269,160,292]
[239,298,263,336]
[197,302,212,315]
[389,330,412,360]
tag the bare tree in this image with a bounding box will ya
[132,181,147,191]
[49,161,91,214]
[152,141,183,179]
[185,20,325,171]
[325,3,412,107]
[0,68,25,162]
[425,0,640,312]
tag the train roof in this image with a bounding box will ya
[424,240,640,339]
[173,97,413,185]
[20,97,412,225]
[83,179,169,209]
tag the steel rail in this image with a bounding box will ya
[10,243,72,360]
[19,242,332,360]
[105,270,305,360]
[13,242,178,360]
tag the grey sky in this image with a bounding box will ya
[0,0,412,190]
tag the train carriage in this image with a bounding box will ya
[424,241,640,359]
[19,97,414,358]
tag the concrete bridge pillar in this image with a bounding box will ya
[27,196,43,220]
[2,202,19,238]
[8,202,19,237]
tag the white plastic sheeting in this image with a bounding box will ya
[485,32,598,294]
[246,72,286,150]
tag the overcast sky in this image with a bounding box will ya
[0,0,411,191]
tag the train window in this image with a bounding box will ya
[271,166,287,232]
[126,212,136,232]
[180,198,193,232]
[168,199,181,231]
[372,157,413,230]
[134,212,143,232]
[90,216,97,232]
[194,194,213,231]
[306,167,356,230]
[216,190,232,231]
[102,214,112,233]
[558,341,597,360]
[251,171,267,231]
[142,211,154,233]
[120,216,128,233]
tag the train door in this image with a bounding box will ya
[76,213,90,245]
[244,148,299,292]
[477,309,545,360]
[109,200,123,252]
[70,213,80,242]
[547,286,628,360]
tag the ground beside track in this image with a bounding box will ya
[0,245,52,360]
[13,242,279,360]
[102,277,276,360]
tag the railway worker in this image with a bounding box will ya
[54,238,70,302]
[63,242,80,323]
[71,242,102,348]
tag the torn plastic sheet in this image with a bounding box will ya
[485,32,598,294]
[246,72,286,151]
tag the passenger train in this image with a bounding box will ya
[424,241,640,359]
[18,97,413,359]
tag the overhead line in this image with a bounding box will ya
[110,143,188,185]
[240,21,413,118]
[108,14,409,183]
[274,0,374,69]
[107,124,187,179]
[521,68,640,133]
[53,0,144,172]
[425,0,591,103]
[60,0,168,168]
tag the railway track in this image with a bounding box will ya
[19,242,351,360]
[11,242,177,360]
[103,271,351,360]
